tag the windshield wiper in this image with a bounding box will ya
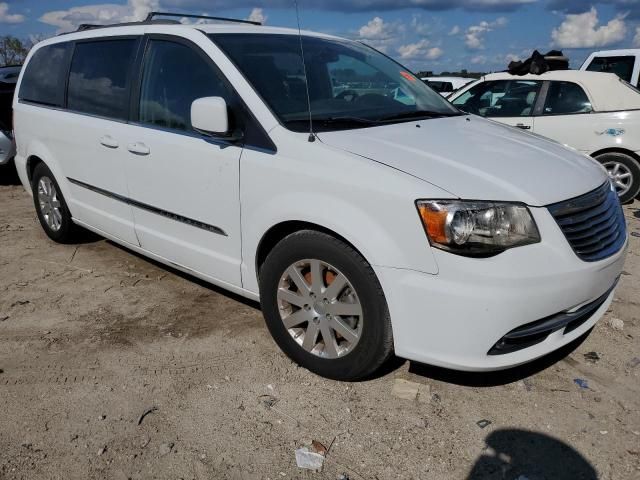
[315,116,381,126]
[376,110,462,123]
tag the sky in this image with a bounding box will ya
[1,0,640,73]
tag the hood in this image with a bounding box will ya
[317,115,607,206]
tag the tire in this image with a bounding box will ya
[259,230,393,381]
[594,152,640,204]
[31,162,81,243]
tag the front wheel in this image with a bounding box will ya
[259,231,393,381]
[595,152,640,204]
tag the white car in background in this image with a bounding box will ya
[449,70,640,203]
[581,49,640,87]
[421,76,475,97]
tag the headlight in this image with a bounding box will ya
[416,200,540,257]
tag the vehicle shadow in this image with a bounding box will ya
[0,162,20,185]
[106,240,261,311]
[467,428,597,480]
[102,239,590,387]
[403,329,591,387]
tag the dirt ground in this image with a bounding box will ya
[0,166,639,480]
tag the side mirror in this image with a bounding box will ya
[191,97,242,141]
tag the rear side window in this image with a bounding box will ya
[585,56,635,83]
[138,39,233,132]
[19,43,70,107]
[543,82,592,115]
[67,39,138,120]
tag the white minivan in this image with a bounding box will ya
[13,14,627,380]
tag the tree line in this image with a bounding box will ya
[0,35,46,67]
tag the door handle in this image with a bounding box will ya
[100,135,119,149]
[515,124,531,130]
[127,142,150,156]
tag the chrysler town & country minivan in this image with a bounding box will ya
[12,14,627,380]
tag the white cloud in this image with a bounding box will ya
[425,46,444,60]
[397,40,443,60]
[448,25,461,35]
[470,55,488,64]
[358,16,402,40]
[635,26,640,47]
[247,7,266,24]
[357,16,405,53]
[40,0,158,33]
[551,7,626,49]
[464,17,507,49]
[0,2,25,24]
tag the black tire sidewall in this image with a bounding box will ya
[31,163,75,243]
[259,231,392,381]
[595,152,640,204]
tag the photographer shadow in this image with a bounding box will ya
[468,429,597,480]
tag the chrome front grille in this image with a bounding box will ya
[548,182,627,262]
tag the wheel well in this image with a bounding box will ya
[255,221,366,276]
[26,155,44,184]
[590,147,640,162]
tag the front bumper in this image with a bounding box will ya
[0,130,15,165]
[376,206,627,371]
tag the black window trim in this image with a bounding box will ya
[17,34,276,153]
[130,33,276,153]
[537,80,595,117]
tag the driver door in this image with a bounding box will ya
[123,36,243,286]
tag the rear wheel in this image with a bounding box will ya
[595,152,640,204]
[31,163,81,243]
[259,230,393,380]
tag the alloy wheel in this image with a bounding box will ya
[37,176,63,232]
[603,160,633,198]
[277,259,363,359]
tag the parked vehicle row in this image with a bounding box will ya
[0,65,21,166]
[12,16,627,380]
[449,70,640,203]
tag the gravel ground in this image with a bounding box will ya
[1,167,639,480]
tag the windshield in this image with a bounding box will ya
[210,33,460,132]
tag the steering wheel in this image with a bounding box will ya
[336,90,360,102]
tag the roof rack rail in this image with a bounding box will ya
[145,12,262,26]
[60,18,179,35]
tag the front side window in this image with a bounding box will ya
[19,43,70,107]
[211,34,459,132]
[138,39,233,132]
[585,56,635,83]
[543,82,592,115]
[452,80,541,117]
[67,39,138,120]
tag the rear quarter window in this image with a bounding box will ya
[19,43,71,107]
